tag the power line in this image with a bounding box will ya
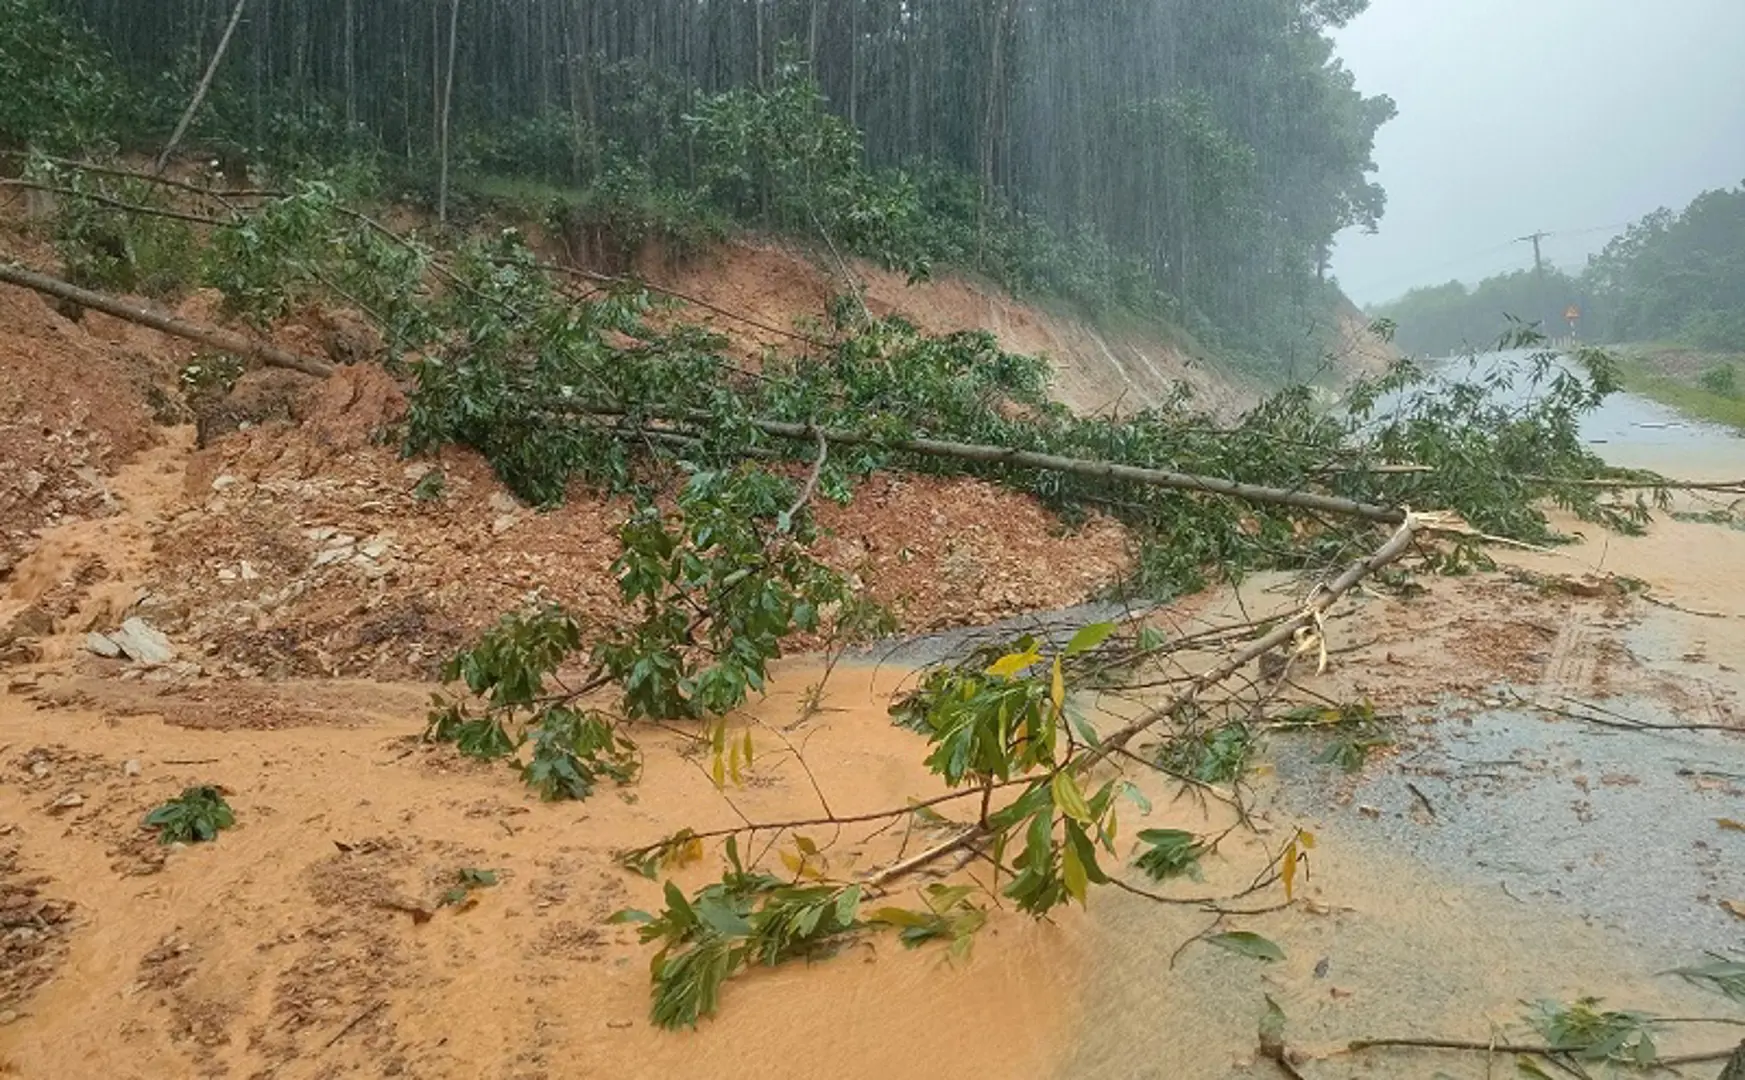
[1352,219,1635,301]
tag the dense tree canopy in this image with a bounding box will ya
[1373,183,1745,358]
[1371,270,1585,358]
[14,0,1394,373]
[1582,183,1745,350]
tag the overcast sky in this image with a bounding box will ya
[1330,0,1745,306]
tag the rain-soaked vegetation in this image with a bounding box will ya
[2,2,1743,1073]
[10,0,1392,375]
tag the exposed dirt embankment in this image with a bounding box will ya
[638,240,1252,416]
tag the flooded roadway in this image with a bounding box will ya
[1060,355,1745,1078]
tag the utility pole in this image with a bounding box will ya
[1515,230,1550,275]
[1516,230,1553,338]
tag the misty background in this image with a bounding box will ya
[1331,0,1745,307]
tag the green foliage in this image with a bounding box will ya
[143,786,236,845]
[439,867,499,908]
[1666,955,1745,1005]
[202,181,432,335]
[1372,270,1583,359]
[890,628,1129,917]
[28,159,196,297]
[1524,998,1661,1066]
[1585,185,1745,350]
[1698,364,1740,399]
[426,467,868,801]
[866,885,987,961]
[595,467,853,723]
[1158,720,1255,785]
[0,0,116,151]
[410,469,446,502]
[1205,931,1285,963]
[610,839,863,1029]
[147,198,1654,606]
[1133,829,1207,882]
[425,605,639,798]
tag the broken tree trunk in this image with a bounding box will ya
[866,513,1425,886]
[0,263,334,379]
[155,0,252,175]
[579,409,1407,525]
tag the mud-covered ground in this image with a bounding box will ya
[1,211,1740,1078]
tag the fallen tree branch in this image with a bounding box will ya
[155,0,251,175]
[0,179,230,227]
[0,262,334,379]
[576,408,1410,525]
[1513,691,1745,734]
[1087,514,1425,763]
[1346,1035,1738,1069]
[854,515,1424,887]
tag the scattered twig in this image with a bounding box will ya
[1345,1035,1736,1068]
[1406,782,1437,819]
[1515,691,1743,735]
[322,998,387,1050]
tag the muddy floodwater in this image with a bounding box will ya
[1057,360,1745,1078]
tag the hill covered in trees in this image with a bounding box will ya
[5,0,1395,377]
[1372,182,1745,358]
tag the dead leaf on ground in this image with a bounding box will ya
[1721,899,1745,920]
[1718,818,1745,833]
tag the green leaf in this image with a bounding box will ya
[1134,828,1205,882]
[695,896,753,938]
[986,648,1041,678]
[609,909,656,925]
[1206,931,1284,962]
[1051,771,1094,824]
[1258,994,1286,1048]
[1665,957,1745,1003]
[1061,836,1089,903]
[1065,622,1116,656]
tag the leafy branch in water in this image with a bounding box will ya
[609,838,863,1029]
[424,465,879,802]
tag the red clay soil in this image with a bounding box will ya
[0,285,164,570]
[146,365,1131,680]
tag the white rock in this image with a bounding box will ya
[491,513,518,536]
[123,759,142,777]
[217,568,237,583]
[110,617,176,666]
[50,792,83,810]
[358,538,391,560]
[313,547,353,568]
[84,632,123,659]
[238,561,260,581]
[210,475,237,492]
[304,526,338,542]
[488,492,520,515]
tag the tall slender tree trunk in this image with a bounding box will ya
[154,0,249,174]
[430,2,442,157]
[568,0,601,185]
[343,0,357,129]
[847,0,860,128]
[437,0,462,225]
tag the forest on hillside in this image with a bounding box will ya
[3,0,1394,376]
[1372,183,1745,359]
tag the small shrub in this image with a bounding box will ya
[143,786,236,844]
[1697,363,1739,399]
